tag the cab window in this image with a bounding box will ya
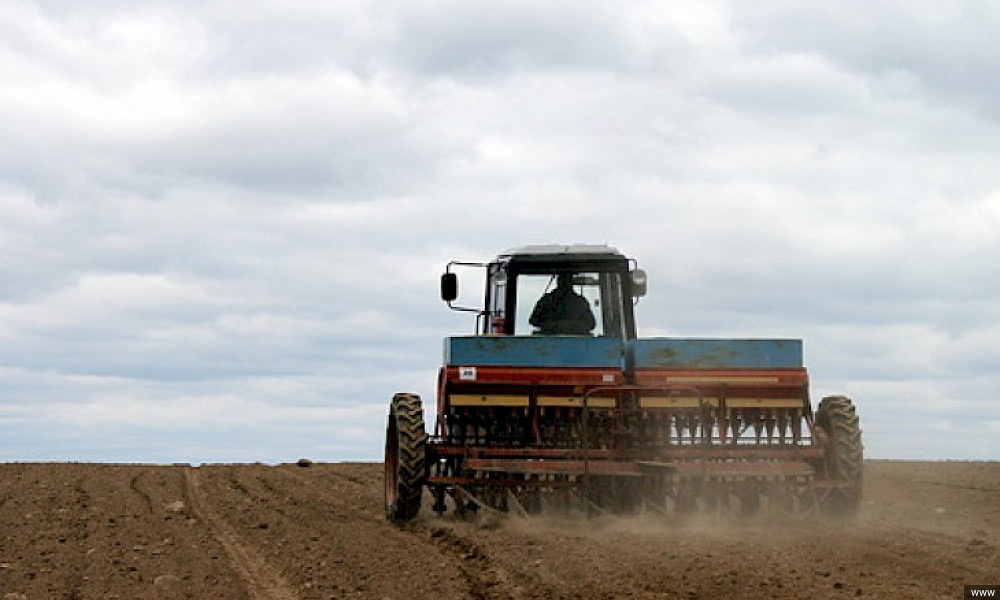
[514,272,623,337]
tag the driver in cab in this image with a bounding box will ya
[529,273,595,335]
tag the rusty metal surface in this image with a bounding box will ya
[444,336,625,368]
[444,365,624,386]
[627,338,803,369]
[429,445,614,458]
[638,460,815,477]
[464,458,644,476]
[428,444,824,460]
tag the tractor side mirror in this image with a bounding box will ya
[631,269,647,297]
[441,272,458,302]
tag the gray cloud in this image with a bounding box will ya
[730,1,1000,117]
[1,0,998,462]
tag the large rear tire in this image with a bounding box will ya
[815,395,863,516]
[384,393,427,523]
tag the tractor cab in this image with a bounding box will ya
[441,244,646,339]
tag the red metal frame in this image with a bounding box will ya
[443,365,625,386]
[428,365,824,491]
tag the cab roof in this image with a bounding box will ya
[499,244,623,258]
[497,244,630,271]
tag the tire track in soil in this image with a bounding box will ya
[425,524,527,600]
[184,467,299,600]
[128,469,155,514]
[276,466,523,600]
[64,474,90,600]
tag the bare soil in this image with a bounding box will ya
[1,460,997,599]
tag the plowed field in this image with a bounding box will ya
[1,460,997,599]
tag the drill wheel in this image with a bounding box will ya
[384,393,427,523]
[815,395,863,516]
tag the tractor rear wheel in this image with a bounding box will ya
[815,395,863,516]
[384,393,427,523]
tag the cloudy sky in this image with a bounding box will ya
[2,0,998,463]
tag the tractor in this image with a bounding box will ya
[384,244,862,522]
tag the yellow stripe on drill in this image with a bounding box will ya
[537,396,617,408]
[450,394,529,407]
[640,396,719,408]
[726,398,804,409]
